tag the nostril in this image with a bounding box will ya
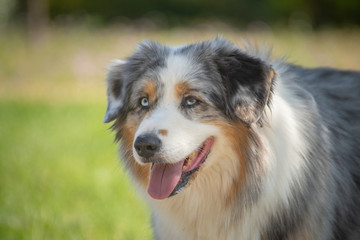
[146,144,157,151]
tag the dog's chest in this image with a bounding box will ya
[150,197,262,240]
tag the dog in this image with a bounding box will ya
[104,37,360,240]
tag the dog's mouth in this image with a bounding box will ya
[147,137,214,200]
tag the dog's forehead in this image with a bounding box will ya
[163,52,194,80]
[133,50,205,102]
[129,43,222,107]
[159,53,199,100]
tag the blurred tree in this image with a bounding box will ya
[12,0,360,29]
[0,0,17,30]
[27,0,49,40]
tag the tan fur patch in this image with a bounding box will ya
[207,120,249,205]
[158,129,168,136]
[112,80,157,190]
[174,82,190,100]
[144,81,157,101]
[119,115,150,188]
[269,68,276,84]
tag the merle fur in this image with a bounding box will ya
[105,37,360,239]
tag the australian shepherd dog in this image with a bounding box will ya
[104,37,360,239]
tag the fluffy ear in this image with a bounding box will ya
[214,44,275,125]
[103,59,127,123]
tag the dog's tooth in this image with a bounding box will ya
[189,151,197,160]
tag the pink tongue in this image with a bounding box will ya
[147,160,185,200]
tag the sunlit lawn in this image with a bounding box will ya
[0,25,359,239]
[0,101,153,240]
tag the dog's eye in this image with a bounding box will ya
[184,96,199,107]
[140,97,149,108]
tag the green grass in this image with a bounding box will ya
[0,101,153,240]
[0,26,359,239]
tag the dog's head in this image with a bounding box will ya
[104,37,274,200]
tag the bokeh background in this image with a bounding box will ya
[0,0,359,239]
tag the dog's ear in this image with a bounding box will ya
[103,59,127,123]
[214,43,275,125]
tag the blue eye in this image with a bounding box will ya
[184,97,199,107]
[140,97,149,107]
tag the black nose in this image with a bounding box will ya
[134,134,162,158]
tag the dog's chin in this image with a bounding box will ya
[146,137,215,200]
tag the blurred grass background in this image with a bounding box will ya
[0,1,360,240]
[1,26,360,240]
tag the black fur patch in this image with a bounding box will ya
[173,38,275,125]
[214,47,274,125]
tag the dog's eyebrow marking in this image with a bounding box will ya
[158,129,168,137]
[143,81,157,100]
[174,82,191,99]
